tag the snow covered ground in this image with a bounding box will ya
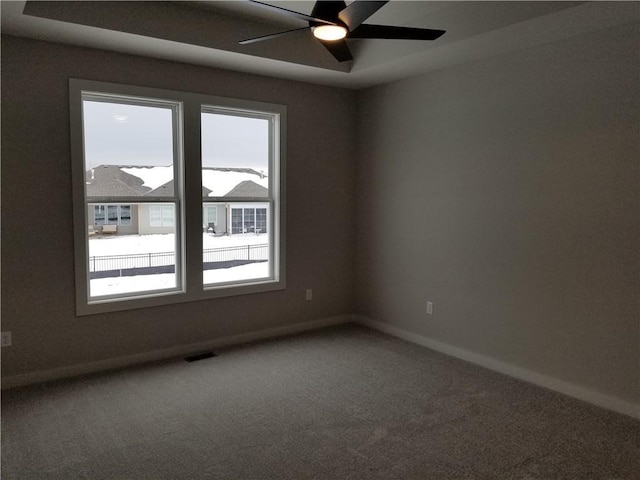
[89,232,268,256]
[89,233,270,297]
[91,263,269,297]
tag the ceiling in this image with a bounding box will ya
[2,1,638,89]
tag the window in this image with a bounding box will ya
[120,205,132,226]
[203,204,217,226]
[78,93,180,302]
[230,207,268,234]
[256,208,267,233]
[201,110,275,286]
[92,204,131,226]
[70,79,285,315]
[149,205,175,227]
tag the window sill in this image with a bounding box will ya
[77,278,286,316]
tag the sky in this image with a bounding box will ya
[83,100,269,173]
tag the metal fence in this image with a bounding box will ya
[89,244,268,273]
[89,251,175,273]
[202,244,268,264]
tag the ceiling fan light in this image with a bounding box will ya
[312,25,347,41]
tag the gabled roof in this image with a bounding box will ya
[201,167,268,197]
[146,180,212,198]
[224,180,268,198]
[85,165,150,197]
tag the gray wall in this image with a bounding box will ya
[1,36,356,377]
[355,23,639,405]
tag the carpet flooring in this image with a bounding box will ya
[2,324,639,479]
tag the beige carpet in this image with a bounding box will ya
[2,324,639,479]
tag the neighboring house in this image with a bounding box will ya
[86,165,268,235]
[85,165,147,235]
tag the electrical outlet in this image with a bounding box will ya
[426,301,433,315]
[1,331,12,347]
[306,289,313,301]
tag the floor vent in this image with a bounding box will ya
[185,352,216,362]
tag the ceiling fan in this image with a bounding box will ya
[239,1,446,62]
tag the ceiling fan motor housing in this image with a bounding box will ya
[240,1,445,63]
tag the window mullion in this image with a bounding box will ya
[183,98,204,296]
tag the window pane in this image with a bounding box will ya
[204,202,270,286]
[81,92,181,301]
[244,208,255,233]
[148,204,175,228]
[94,205,105,225]
[120,205,131,226]
[231,208,242,235]
[83,100,175,198]
[200,109,276,289]
[203,203,220,233]
[87,203,178,298]
[256,208,267,234]
[162,206,174,227]
[150,205,162,227]
[201,112,269,198]
[107,205,118,224]
[207,207,217,224]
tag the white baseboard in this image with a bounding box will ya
[1,314,354,390]
[357,316,639,420]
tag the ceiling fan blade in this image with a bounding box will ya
[248,1,335,26]
[239,27,310,45]
[350,24,446,41]
[319,39,353,62]
[311,1,347,22]
[338,1,388,31]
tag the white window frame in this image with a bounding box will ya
[70,79,286,315]
[201,107,279,289]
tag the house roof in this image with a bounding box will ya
[224,180,268,198]
[85,165,151,197]
[146,180,212,198]
[86,165,267,198]
[201,167,268,197]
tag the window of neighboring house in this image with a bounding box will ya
[231,207,243,234]
[120,205,132,226]
[71,79,286,315]
[230,207,268,234]
[256,208,267,233]
[93,204,131,226]
[149,204,175,227]
[204,205,217,225]
[203,204,218,233]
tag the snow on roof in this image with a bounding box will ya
[224,180,268,198]
[86,165,150,196]
[121,166,173,191]
[202,169,268,197]
[98,166,268,197]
